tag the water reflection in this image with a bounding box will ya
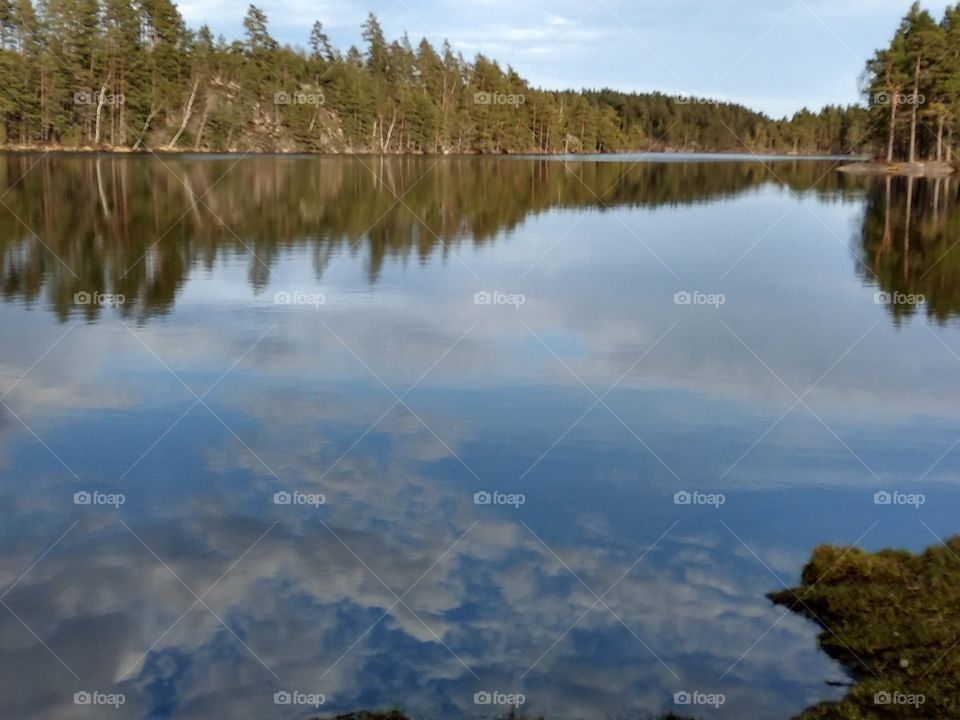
[859,174,960,325]
[0,154,859,321]
[0,493,834,719]
[2,155,960,720]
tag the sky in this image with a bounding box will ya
[179,0,940,118]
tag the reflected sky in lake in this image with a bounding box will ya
[1,155,959,719]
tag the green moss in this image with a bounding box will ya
[771,537,960,718]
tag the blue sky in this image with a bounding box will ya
[178,0,942,118]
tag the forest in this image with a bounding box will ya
[864,1,960,164]
[0,1,872,155]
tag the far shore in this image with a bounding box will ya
[838,159,956,177]
[0,144,863,161]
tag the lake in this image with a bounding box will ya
[0,153,956,719]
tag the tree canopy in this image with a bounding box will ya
[0,2,869,154]
[863,1,960,163]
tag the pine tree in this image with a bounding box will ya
[0,0,877,156]
[901,3,942,162]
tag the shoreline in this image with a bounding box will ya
[838,160,956,177]
[771,536,960,718]
[0,144,862,161]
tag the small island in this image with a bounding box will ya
[839,3,960,177]
[839,161,955,176]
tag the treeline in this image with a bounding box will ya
[865,1,960,163]
[0,1,868,155]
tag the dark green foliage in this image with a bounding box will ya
[862,1,960,163]
[0,2,867,153]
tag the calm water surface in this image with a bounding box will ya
[0,154,957,719]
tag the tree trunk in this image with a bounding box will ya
[94,80,108,146]
[886,95,899,162]
[194,102,210,150]
[132,108,157,150]
[119,68,127,145]
[909,56,921,164]
[383,110,397,153]
[167,78,199,149]
[937,114,945,162]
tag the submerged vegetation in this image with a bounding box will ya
[0,1,868,154]
[771,538,960,719]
